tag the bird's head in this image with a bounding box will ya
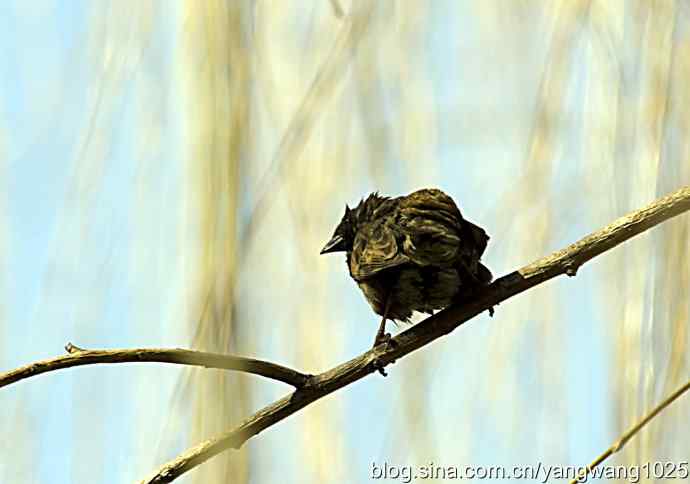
[320,204,356,254]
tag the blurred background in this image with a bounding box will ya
[1,1,689,483]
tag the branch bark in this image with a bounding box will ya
[0,343,311,389]
[570,378,690,484]
[142,185,690,483]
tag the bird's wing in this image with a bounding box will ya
[397,188,484,268]
[398,218,462,267]
[349,220,409,281]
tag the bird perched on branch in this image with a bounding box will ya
[321,188,493,353]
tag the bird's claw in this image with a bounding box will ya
[373,359,388,377]
[373,332,392,348]
[372,332,397,376]
[487,301,499,317]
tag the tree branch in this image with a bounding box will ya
[0,343,311,389]
[142,185,690,483]
[570,378,690,484]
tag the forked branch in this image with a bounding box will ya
[142,185,690,483]
[0,343,311,389]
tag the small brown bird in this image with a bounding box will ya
[321,188,492,350]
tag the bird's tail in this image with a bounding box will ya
[477,262,493,284]
[464,220,489,257]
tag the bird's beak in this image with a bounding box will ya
[320,235,345,254]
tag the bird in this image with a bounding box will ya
[320,188,493,353]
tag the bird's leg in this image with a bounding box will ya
[372,293,395,377]
[373,294,393,348]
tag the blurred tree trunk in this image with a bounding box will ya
[182,2,251,482]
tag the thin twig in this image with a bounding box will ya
[142,185,690,483]
[0,343,311,389]
[570,378,690,484]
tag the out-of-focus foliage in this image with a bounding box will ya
[0,1,688,483]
